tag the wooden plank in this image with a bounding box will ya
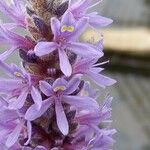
[103,28,150,54]
[81,27,150,56]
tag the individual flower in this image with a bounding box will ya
[76,96,113,127]
[34,12,103,76]
[83,128,116,150]
[25,76,99,136]
[0,26,35,60]
[0,107,32,148]
[67,0,113,28]
[64,96,116,150]
[73,58,116,88]
[0,60,42,110]
[0,0,26,28]
[66,126,116,150]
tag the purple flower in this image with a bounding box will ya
[67,94,116,149]
[65,96,116,150]
[34,12,103,76]
[84,129,116,150]
[0,60,42,110]
[0,108,32,148]
[25,76,99,135]
[68,0,113,28]
[0,0,26,28]
[76,96,113,126]
[0,26,35,60]
[73,58,116,88]
[64,126,116,150]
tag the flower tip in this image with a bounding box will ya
[99,51,104,57]
[34,45,42,57]
[64,69,72,77]
[93,51,104,59]
[109,18,113,24]
[103,78,117,87]
[61,126,69,136]
[24,113,33,121]
[106,18,113,26]
[111,79,117,85]
[59,53,72,77]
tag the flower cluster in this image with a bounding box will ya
[0,0,116,149]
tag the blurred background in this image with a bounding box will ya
[96,0,150,149]
[1,0,150,150]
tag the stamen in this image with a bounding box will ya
[61,25,74,32]
[61,25,67,32]
[54,86,66,92]
[67,26,74,32]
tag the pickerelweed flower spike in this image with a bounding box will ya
[0,0,116,149]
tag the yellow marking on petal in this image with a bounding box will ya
[14,72,22,77]
[54,86,66,92]
[61,25,74,33]
[67,26,74,32]
[61,25,68,32]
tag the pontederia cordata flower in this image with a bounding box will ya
[0,26,35,60]
[35,12,103,76]
[0,107,32,148]
[25,76,99,135]
[0,60,42,110]
[0,0,116,149]
[0,0,26,28]
[68,0,113,28]
[73,57,116,88]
